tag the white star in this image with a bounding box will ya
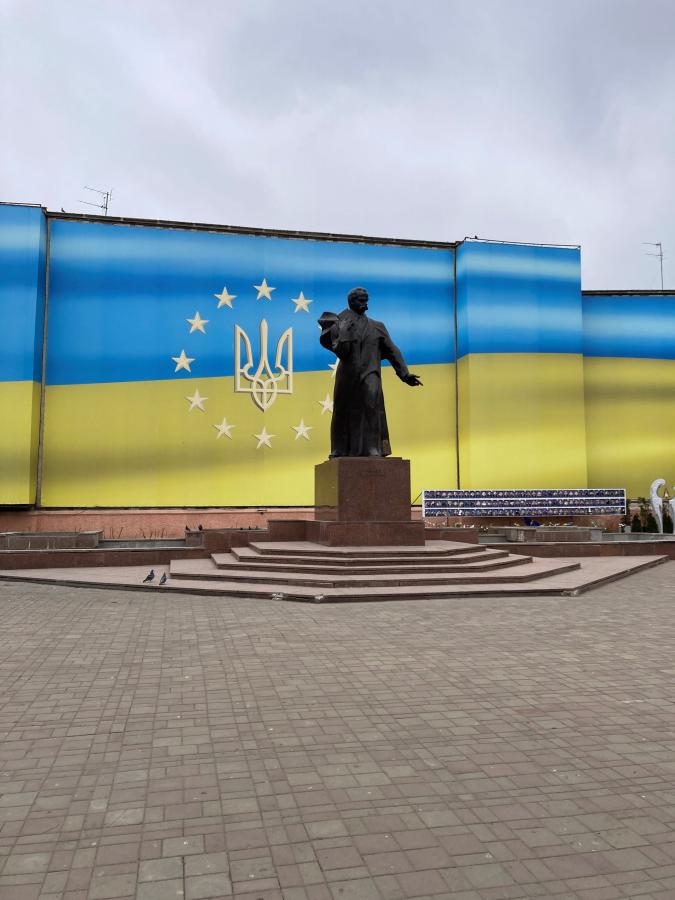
[292,419,313,441]
[214,286,236,309]
[318,394,333,414]
[254,426,275,449]
[328,361,339,378]
[254,278,276,300]
[187,311,208,334]
[291,291,313,313]
[213,417,235,439]
[172,350,195,373]
[186,388,207,411]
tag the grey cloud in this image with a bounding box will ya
[2,0,674,288]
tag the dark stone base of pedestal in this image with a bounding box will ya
[267,518,425,547]
[315,457,412,522]
[307,519,425,547]
[304,456,423,545]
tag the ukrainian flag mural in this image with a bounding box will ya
[0,204,45,504]
[2,201,674,509]
[583,292,675,495]
[40,220,457,506]
[456,240,588,489]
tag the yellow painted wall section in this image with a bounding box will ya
[0,381,41,504]
[584,357,675,497]
[40,363,456,507]
[458,353,588,488]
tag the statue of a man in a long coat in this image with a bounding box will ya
[318,287,422,457]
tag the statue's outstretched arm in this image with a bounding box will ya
[381,327,423,386]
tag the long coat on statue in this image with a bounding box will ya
[319,308,411,457]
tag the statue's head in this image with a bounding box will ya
[348,287,369,315]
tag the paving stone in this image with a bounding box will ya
[185,872,233,898]
[138,857,182,882]
[136,878,184,899]
[88,871,137,898]
[162,837,204,858]
[184,853,230,877]
[2,852,51,874]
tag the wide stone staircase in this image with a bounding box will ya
[162,540,663,601]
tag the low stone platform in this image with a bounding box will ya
[0,540,666,602]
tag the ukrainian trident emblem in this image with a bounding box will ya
[234,318,293,411]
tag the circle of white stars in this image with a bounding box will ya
[172,278,336,448]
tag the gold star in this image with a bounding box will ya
[214,286,236,309]
[254,426,275,449]
[328,361,339,378]
[292,420,313,441]
[254,278,276,300]
[172,350,195,373]
[291,291,313,313]
[318,394,333,415]
[187,311,208,334]
[213,417,235,439]
[186,388,207,411]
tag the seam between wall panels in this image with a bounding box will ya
[453,248,460,489]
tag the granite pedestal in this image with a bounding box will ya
[309,457,425,546]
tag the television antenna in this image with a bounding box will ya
[80,186,113,216]
[643,241,664,290]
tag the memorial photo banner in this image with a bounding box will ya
[423,488,626,517]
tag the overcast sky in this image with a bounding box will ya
[2,0,674,288]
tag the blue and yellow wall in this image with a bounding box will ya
[456,241,588,489]
[583,292,675,492]
[0,204,46,504]
[1,201,672,506]
[38,212,456,506]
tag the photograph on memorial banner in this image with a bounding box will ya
[0,203,45,504]
[40,219,457,506]
[583,292,675,496]
[455,240,588,488]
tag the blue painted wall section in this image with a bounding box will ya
[46,220,455,386]
[583,293,675,360]
[456,240,583,357]
[0,203,46,382]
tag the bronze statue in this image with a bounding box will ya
[318,287,422,457]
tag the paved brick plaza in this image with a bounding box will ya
[1,566,675,900]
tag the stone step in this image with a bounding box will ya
[169,557,576,588]
[211,550,527,575]
[233,540,488,564]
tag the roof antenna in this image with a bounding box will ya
[643,241,664,290]
[80,186,113,216]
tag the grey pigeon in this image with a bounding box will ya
[159,572,167,585]
[142,569,155,583]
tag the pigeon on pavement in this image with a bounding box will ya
[142,569,155,583]
[159,572,167,585]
